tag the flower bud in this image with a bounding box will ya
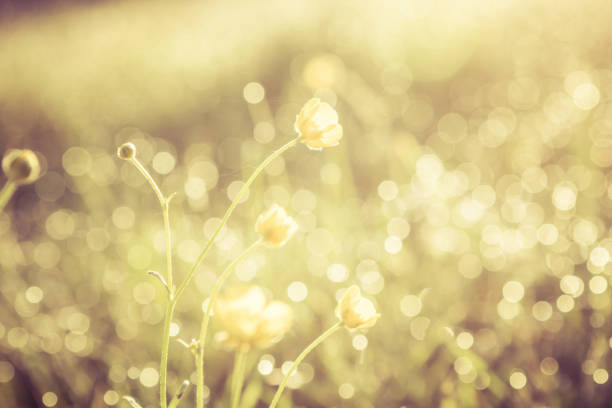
[214,285,293,350]
[295,98,343,150]
[117,142,136,160]
[2,149,40,185]
[336,285,380,330]
[255,204,298,248]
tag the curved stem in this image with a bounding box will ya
[130,157,174,298]
[196,239,262,408]
[129,158,166,211]
[176,136,300,304]
[128,157,174,408]
[0,181,17,212]
[269,322,342,408]
[231,348,248,408]
[129,157,174,294]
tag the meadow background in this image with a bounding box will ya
[1,0,612,406]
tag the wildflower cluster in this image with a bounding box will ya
[116,98,379,408]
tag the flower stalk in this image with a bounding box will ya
[231,348,248,408]
[119,144,175,408]
[159,301,176,408]
[268,322,342,408]
[0,181,16,212]
[196,239,262,407]
[129,157,175,296]
[175,136,300,305]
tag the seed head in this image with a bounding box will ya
[2,149,41,185]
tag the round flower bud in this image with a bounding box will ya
[117,142,136,160]
[2,149,40,185]
[336,285,380,330]
[255,204,298,248]
[295,98,343,150]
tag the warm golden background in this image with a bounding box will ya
[2,0,612,406]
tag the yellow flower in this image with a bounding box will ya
[255,204,298,248]
[336,285,380,330]
[2,149,40,186]
[295,98,343,150]
[214,286,293,350]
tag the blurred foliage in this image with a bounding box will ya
[2,0,612,407]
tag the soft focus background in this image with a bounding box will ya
[2,0,612,407]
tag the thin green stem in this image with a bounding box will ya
[159,301,176,408]
[196,239,262,408]
[130,158,167,212]
[0,181,17,212]
[269,322,342,408]
[176,136,300,305]
[162,202,174,295]
[129,157,174,294]
[231,349,248,408]
[128,157,174,408]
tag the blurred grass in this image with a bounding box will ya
[2,0,612,407]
